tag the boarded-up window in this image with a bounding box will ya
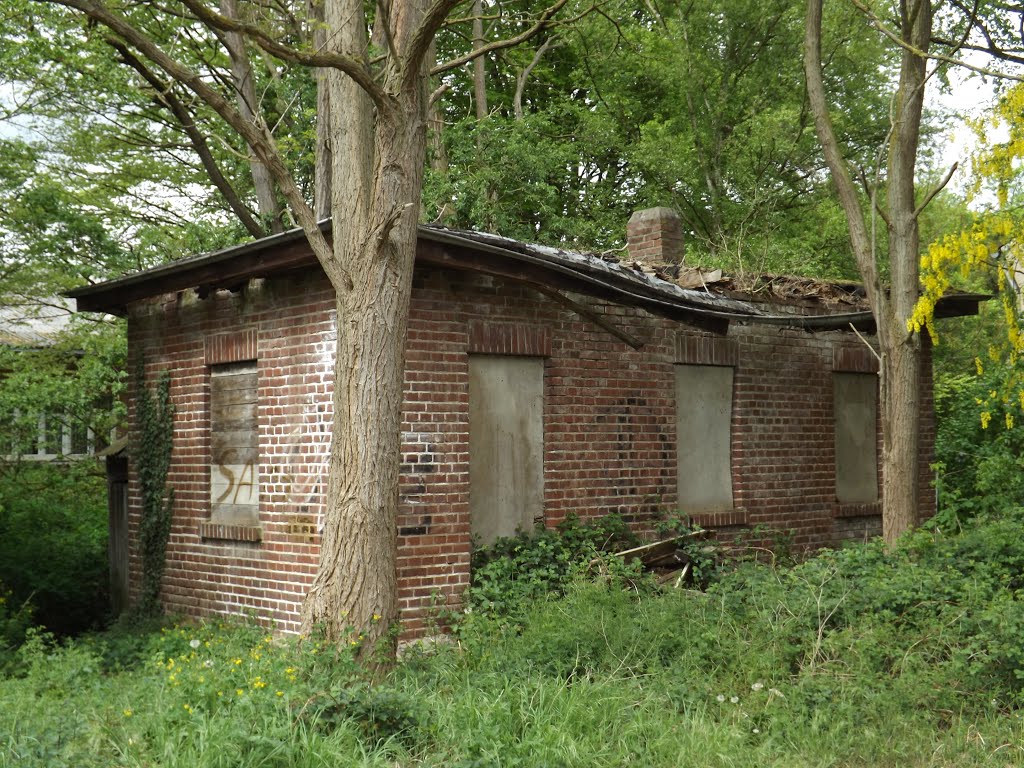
[210,362,259,525]
[834,372,878,503]
[676,365,733,512]
[469,355,544,547]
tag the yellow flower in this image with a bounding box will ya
[123,708,133,718]
[276,691,284,697]
[183,704,193,714]
[372,614,381,622]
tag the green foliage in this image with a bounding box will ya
[0,582,32,676]
[135,365,174,618]
[463,514,640,626]
[301,683,425,748]
[0,619,403,768]
[0,317,126,459]
[439,514,1024,763]
[0,462,108,637]
[0,2,277,260]
[933,364,1024,525]
[6,517,1024,765]
[427,0,897,277]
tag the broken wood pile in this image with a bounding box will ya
[599,529,715,589]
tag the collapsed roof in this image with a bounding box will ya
[67,221,985,335]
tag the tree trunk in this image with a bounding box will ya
[473,0,487,122]
[881,0,930,542]
[221,0,284,233]
[805,0,931,546]
[309,0,332,220]
[299,0,429,651]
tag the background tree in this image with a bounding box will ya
[426,0,898,278]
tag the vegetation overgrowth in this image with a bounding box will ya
[4,511,1024,766]
[0,461,109,639]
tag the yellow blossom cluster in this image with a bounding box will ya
[911,82,1024,429]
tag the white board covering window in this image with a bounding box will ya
[834,372,878,504]
[469,355,544,547]
[210,362,259,525]
[676,364,733,512]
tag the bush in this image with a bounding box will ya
[0,581,33,676]
[933,370,1024,526]
[462,514,641,627]
[0,461,109,636]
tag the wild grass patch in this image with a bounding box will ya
[4,512,1024,766]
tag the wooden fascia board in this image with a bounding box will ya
[72,238,317,315]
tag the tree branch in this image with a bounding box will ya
[106,37,267,238]
[40,0,338,280]
[914,162,958,219]
[403,0,465,88]
[432,0,572,75]
[857,166,892,228]
[514,35,559,120]
[173,0,389,105]
[851,0,1024,81]
[804,0,881,308]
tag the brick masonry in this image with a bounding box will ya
[122,263,936,637]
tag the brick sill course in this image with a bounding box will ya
[833,501,881,519]
[199,521,263,542]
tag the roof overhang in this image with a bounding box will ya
[67,221,988,334]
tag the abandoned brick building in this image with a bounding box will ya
[70,207,983,634]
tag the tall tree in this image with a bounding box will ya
[805,0,934,544]
[425,0,898,276]
[30,0,567,649]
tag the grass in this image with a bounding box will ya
[4,515,1024,766]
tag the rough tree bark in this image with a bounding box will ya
[804,0,931,545]
[295,0,430,647]
[473,0,487,121]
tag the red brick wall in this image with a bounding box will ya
[123,262,936,636]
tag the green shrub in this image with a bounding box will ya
[0,462,108,636]
[462,513,641,627]
[0,582,32,676]
[933,369,1024,526]
[7,514,1024,767]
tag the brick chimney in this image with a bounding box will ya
[627,207,684,265]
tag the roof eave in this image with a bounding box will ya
[65,222,989,330]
